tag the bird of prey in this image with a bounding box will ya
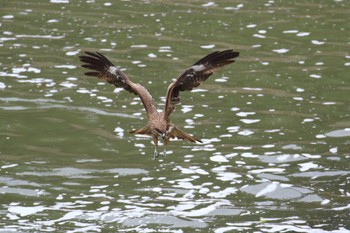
[79,49,239,159]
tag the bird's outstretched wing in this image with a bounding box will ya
[79,52,157,119]
[168,126,202,143]
[163,49,240,120]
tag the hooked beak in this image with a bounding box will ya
[161,133,167,141]
[154,129,167,141]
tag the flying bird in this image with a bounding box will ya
[79,49,239,159]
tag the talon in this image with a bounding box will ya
[153,151,159,160]
[162,150,167,158]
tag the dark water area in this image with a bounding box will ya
[1,0,350,232]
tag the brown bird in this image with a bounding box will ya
[79,50,239,159]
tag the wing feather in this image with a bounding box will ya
[168,126,202,143]
[163,50,240,120]
[79,52,158,119]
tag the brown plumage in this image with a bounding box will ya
[79,50,239,159]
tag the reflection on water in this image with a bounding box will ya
[1,0,350,232]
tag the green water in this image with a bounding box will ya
[1,0,350,232]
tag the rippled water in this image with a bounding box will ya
[1,0,350,232]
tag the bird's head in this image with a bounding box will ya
[155,128,167,141]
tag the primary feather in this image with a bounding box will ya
[163,50,240,119]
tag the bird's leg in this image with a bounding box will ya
[162,146,167,158]
[153,136,159,160]
[162,138,169,158]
